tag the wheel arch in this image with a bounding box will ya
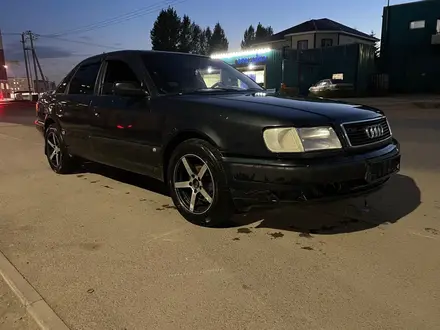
[43,115,60,133]
[161,129,222,182]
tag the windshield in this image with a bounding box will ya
[142,53,264,95]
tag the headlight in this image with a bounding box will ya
[263,126,342,152]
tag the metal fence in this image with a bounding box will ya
[267,43,377,96]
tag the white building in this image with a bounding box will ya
[252,18,378,51]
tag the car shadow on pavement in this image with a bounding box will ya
[74,164,420,235]
[227,174,421,235]
[78,162,170,196]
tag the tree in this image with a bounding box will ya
[199,27,212,55]
[370,30,380,58]
[150,7,181,51]
[254,23,273,43]
[190,23,202,54]
[188,24,210,55]
[150,8,226,55]
[179,15,193,53]
[241,25,255,49]
[241,23,273,48]
[208,23,228,55]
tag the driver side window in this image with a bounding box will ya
[200,68,221,88]
[199,69,242,89]
[102,60,141,95]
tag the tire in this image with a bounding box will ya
[45,124,78,174]
[167,138,234,227]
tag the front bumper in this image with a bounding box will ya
[223,139,401,208]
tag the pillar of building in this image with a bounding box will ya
[0,30,10,99]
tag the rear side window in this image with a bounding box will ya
[102,60,141,95]
[55,68,77,94]
[56,80,68,94]
[68,62,101,95]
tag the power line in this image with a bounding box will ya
[47,1,169,36]
[36,35,122,50]
[1,32,22,36]
[46,54,105,58]
[45,0,186,37]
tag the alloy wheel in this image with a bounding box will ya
[46,131,62,168]
[173,154,215,214]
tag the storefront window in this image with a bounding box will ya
[242,70,264,85]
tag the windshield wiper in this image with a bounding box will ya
[181,87,264,94]
[177,88,237,94]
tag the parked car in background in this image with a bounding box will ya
[35,50,401,227]
[309,79,354,96]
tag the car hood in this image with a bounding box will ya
[179,93,383,123]
[218,94,382,120]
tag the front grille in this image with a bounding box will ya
[342,117,391,147]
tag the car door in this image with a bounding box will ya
[59,59,103,159]
[89,55,161,178]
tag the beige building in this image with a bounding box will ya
[253,18,378,51]
[9,77,30,92]
[9,77,56,93]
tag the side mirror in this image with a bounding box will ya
[113,81,147,97]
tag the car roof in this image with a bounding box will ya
[83,50,211,63]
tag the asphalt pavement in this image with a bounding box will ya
[0,99,439,330]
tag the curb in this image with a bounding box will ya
[0,251,70,330]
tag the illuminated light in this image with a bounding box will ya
[207,66,213,73]
[248,63,255,70]
[127,124,132,128]
[2,65,7,69]
[116,125,124,129]
[211,48,272,59]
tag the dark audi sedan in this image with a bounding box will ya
[36,50,401,226]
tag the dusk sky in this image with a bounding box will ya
[1,0,414,83]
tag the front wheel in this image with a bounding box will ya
[167,139,234,227]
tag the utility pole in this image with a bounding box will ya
[27,31,39,93]
[26,48,33,86]
[34,51,48,91]
[21,32,32,93]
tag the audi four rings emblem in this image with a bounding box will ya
[365,124,384,139]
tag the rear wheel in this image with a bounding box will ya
[167,139,234,227]
[45,124,78,174]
